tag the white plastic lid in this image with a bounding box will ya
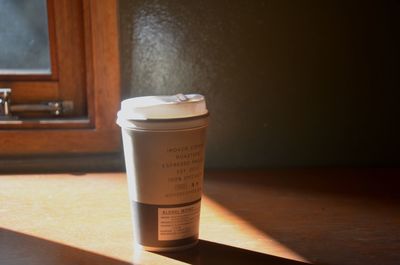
[117,93,208,121]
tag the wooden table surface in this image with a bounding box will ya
[0,170,399,265]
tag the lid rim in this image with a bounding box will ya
[117,112,209,123]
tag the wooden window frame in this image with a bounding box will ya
[0,0,121,155]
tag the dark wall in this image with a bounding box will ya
[119,0,400,169]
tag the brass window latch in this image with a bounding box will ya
[0,88,73,119]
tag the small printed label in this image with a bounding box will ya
[158,201,201,241]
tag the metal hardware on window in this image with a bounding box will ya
[0,88,73,119]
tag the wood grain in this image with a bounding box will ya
[53,0,87,116]
[89,0,121,130]
[0,130,119,154]
[0,81,58,103]
[0,170,399,265]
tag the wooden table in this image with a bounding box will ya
[1,170,399,265]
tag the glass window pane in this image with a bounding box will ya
[0,0,51,75]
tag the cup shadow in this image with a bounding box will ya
[0,228,131,265]
[154,239,309,265]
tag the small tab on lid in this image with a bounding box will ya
[175,93,189,102]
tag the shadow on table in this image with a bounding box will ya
[0,227,308,265]
[0,228,130,265]
[203,169,400,265]
[154,239,309,265]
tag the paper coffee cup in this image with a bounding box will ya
[117,93,208,251]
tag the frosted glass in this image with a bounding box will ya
[0,0,51,75]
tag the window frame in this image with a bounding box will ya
[0,0,121,155]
